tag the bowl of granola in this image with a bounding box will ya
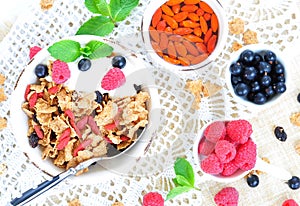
[10,35,160,182]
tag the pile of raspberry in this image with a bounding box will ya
[198,119,257,176]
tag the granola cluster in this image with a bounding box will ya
[22,77,150,170]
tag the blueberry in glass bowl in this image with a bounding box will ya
[226,44,289,108]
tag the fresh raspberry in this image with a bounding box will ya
[201,153,223,175]
[142,192,164,206]
[198,137,215,156]
[226,119,252,144]
[204,121,226,143]
[29,46,42,59]
[215,140,236,163]
[282,199,299,206]
[51,60,71,84]
[101,67,126,90]
[233,139,257,171]
[214,187,239,206]
[221,161,239,176]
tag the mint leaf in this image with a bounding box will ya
[76,16,115,36]
[85,40,113,59]
[166,186,194,201]
[85,0,111,16]
[110,0,139,22]
[175,175,193,187]
[47,40,81,62]
[174,158,195,186]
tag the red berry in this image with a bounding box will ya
[29,46,42,59]
[282,199,299,206]
[221,161,239,176]
[142,192,164,206]
[226,119,252,144]
[214,187,239,206]
[233,139,257,171]
[101,67,126,90]
[215,140,236,163]
[201,153,223,175]
[204,121,226,143]
[198,137,215,156]
[51,60,71,84]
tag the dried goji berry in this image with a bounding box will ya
[57,136,70,150]
[174,42,188,57]
[167,41,177,58]
[161,4,174,16]
[211,13,219,32]
[184,0,200,4]
[182,40,199,56]
[24,84,31,101]
[193,27,202,36]
[199,1,213,14]
[104,122,117,130]
[87,116,100,135]
[163,55,181,65]
[188,13,199,21]
[152,8,162,28]
[196,8,205,16]
[58,128,71,142]
[169,34,184,42]
[64,109,75,121]
[172,4,181,14]
[195,42,207,53]
[103,136,113,144]
[162,15,178,29]
[181,4,198,12]
[37,92,44,98]
[191,53,208,64]
[207,34,217,53]
[166,0,184,6]
[199,16,208,34]
[29,92,38,109]
[184,34,203,43]
[73,138,92,156]
[204,28,213,43]
[120,135,130,141]
[48,85,59,95]
[151,41,164,57]
[156,20,167,31]
[159,32,169,50]
[165,26,173,33]
[203,13,211,21]
[70,118,82,138]
[149,28,160,43]
[178,56,190,66]
[76,115,89,130]
[182,20,200,28]
[173,27,193,35]
[173,12,188,22]
[34,125,44,139]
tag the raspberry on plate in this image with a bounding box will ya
[29,46,42,59]
[214,187,239,206]
[51,60,71,84]
[101,67,126,90]
[215,140,236,163]
[201,153,224,175]
[282,199,299,206]
[233,139,257,171]
[204,121,226,143]
[142,192,164,206]
[198,137,215,156]
[221,161,239,176]
[226,119,252,144]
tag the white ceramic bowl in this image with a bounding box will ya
[226,44,290,110]
[141,0,228,71]
[9,35,160,184]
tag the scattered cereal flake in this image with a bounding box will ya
[232,41,243,51]
[243,29,259,45]
[185,79,209,110]
[68,198,81,206]
[229,18,245,35]
[204,81,222,97]
[40,0,54,10]
[112,202,124,206]
[0,117,7,130]
[0,88,7,102]
[294,140,300,155]
[0,163,7,175]
[0,74,6,85]
[290,112,300,127]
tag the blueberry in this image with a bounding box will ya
[297,93,300,103]
[257,61,271,74]
[234,82,250,97]
[34,64,48,78]
[274,82,286,93]
[112,56,126,69]
[276,74,285,83]
[260,75,272,87]
[287,176,300,190]
[229,63,243,76]
[243,66,257,81]
[253,53,263,66]
[264,50,277,63]
[246,174,259,187]
[239,50,255,65]
[29,132,39,148]
[95,91,103,104]
[273,62,285,74]
[247,92,255,102]
[251,81,260,92]
[134,84,142,93]
[274,126,287,142]
[231,75,242,86]
[265,86,275,97]
[253,92,267,104]
[78,58,92,71]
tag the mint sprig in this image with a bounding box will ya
[47,39,113,62]
[76,0,139,36]
[166,157,200,201]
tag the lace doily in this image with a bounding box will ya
[1,0,300,205]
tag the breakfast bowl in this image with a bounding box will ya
[9,35,161,184]
[141,0,228,71]
[193,119,293,183]
[226,44,290,110]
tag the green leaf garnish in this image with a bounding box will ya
[110,0,139,22]
[76,16,115,37]
[175,175,193,187]
[174,157,195,186]
[47,39,113,62]
[85,0,111,16]
[47,40,81,62]
[166,186,194,201]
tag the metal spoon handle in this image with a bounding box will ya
[9,168,76,206]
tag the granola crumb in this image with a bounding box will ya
[290,112,300,127]
[40,0,54,10]
[242,29,259,45]
[228,18,245,35]
[0,88,7,102]
[68,198,81,206]
[0,163,7,175]
[185,79,209,110]
[294,140,300,155]
[231,41,243,51]
[0,73,6,85]
[0,117,7,130]
[112,202,124,206]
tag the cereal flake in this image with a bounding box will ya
[243,29,259,45]
[229,18,245,35]
[68,198,81,206]
[231,41,243,51]
[40,0,54,10]
[0,73,6,85]
[185,79,210,110]
[290,112,300,127]
[0,117,7,130]
[112,202,124,206]
[0,88,7,102]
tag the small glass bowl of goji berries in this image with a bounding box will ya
[141,0,228,71]
[226,43,290,110]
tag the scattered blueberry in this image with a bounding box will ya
[95,90,103,104]
[78,58,92,71]
[29,132,39,148]
[274,126,287,142]
[247,174,259,187]
[287,176,300,190]
[34,64,48,78]
[112,56,126,69]
[297,93,300,103]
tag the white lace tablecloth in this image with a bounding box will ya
[1,0,300,205]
